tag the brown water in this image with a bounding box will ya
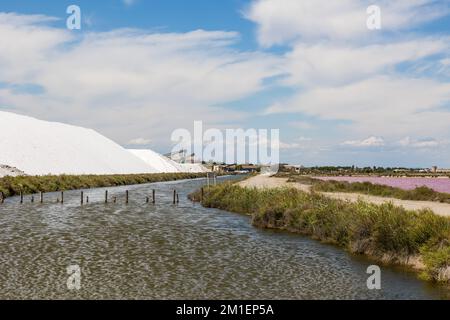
[0,176,449,299]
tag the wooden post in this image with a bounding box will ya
[40,192,43,203]
[201,187,204,202]
[86,196,89,204]
[81,191,84,205]
[176,193,179,204]
[0,191,4,204]
[31,195,34,203]
[146,196,149,203]
[113,197,117,203]
[173,190,176,204]
[126,190,129,204]
[61,191,64,204]
[20,192,23,204]
[152,189,155,204]
[105,190,108,204]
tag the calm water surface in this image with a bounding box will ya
[0,176,449,299]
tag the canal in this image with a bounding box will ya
[0,176,448,299]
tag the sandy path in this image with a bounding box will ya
[238,175,311,192]
[238,175,450,217]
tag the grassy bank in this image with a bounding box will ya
[282,174,450,204]
[191,183,450,283]
[0,172,207,198]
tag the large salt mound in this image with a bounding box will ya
[0,165,25,178]
[0,111,158,175]
[128,149,181,173]
[128,149,210,173]
[177,163,210,173]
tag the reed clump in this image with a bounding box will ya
[191,182,450,283]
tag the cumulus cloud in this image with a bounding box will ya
[278,136,313,149]
[2,2,450,165]
[280,39,449,88]
[342,136,385,147]
[0,13,282,151]
[252,0,450,152]
[245,0,450,46]
[266,76,450,137]
[398,137,446,149]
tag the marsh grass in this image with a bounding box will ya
[0,172,207,198]
[191,183,450,283]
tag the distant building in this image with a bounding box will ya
[432,166,438,173]
[282,164,303,173]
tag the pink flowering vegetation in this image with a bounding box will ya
[311,178,450,203]
[316,176,450,193]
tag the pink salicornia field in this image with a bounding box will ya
[315,176,450,194]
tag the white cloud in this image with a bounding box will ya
[127,137,152,145]
[281,39,448,88]
[398,136,412,147]
[413,140,440,148]
[278,141,301,149]
[342,136,385,147]
[2,4,450,165]
[288,121,315,130]
[0,13,282,150]
[266,76,450,137]
[278,136,313,149]
[0,13,70,83]
[245,0,450,46]
[251,0,450,148]
[397,137,446,149]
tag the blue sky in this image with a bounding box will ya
[1,0,257,46]
[1,0,450,167]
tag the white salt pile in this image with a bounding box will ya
[128,149,181,173]
[0,111,210,176]
[0,111,158,175]
[128,149,210,173]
